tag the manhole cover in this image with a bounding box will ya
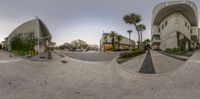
[61,60,68,63]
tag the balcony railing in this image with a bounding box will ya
[152,38,161,43]
[152,32,160,36]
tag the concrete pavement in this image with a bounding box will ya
[0,50,200,99]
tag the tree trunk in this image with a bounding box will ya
[134,24,140,49]
[129,33,131,45]
[112,38,115,50]
[141,32,143,42]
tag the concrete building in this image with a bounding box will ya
[151,1,199,51]
[4,17,52,53]
[1,41,5,50]
[100,33,135,51]
[88,44,99,51]
[71,39,88,49]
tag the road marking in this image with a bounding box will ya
[0,59,23,63]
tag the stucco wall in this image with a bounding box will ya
[154,12,198,50]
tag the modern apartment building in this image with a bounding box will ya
[151,1,199,50]
[100,33,135,51]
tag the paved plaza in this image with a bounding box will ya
[0,50,200,99]
[119,50,185,74]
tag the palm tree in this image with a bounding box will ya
[127,30,132,45]
[123,13,141,48]
[110,31,117,50]
[116,35,122,49]
[136,24,146,42]
[143,39,150,45]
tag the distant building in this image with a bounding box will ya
[4,17,52,53]
[59,42,71,49]
[100,33,135,51]
[1,41,5,49]
[151,1,199,50]
[71,39,88,49]
[88,44,99,51]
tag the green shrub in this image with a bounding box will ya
[120,49,145,59]
[164,48,186,55]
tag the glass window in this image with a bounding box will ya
[162,24,164,29]
[191,29,193,33]
[165,21,168,27]
[185,22,187,27]
[158,28,160,33]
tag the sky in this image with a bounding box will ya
[0,0,199,46]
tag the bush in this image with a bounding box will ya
[164,48,186,55]
[119,49,145,59]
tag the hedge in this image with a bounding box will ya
[119,49,145,59]
[165,48,186,55]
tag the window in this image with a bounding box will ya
[162,24,164,29]
[165,21,168,27]
[185,22,187,27]
[158,28,160,33]
[191,29,193,34]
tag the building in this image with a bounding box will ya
[151,1,199,51]
[100,33,135,51]
[59,42,71,49]
[88,44,99,51]
[71,39,88,49]
[1,41,5,49]
[4,17,52,53]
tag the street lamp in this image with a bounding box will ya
[46,40,52,60]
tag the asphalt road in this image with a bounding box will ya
[55,50,120,62]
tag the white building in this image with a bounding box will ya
[4,17,52,53]
[151,1,199,51]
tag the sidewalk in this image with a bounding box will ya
[0,50,19,60]
[150,50,184,74]
[118,52,147,74]
[118,50,185,74]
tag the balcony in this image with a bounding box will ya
[152,38,161,43]
[152,32,160,37]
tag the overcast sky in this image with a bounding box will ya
[0,0,199,45]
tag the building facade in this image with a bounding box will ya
[100,33,135,51]
[151,1,199,51]
[71,39,88,49]
[4,17,52,53]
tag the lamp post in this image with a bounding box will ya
[46,40,52,60]
[127,30,133,49]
